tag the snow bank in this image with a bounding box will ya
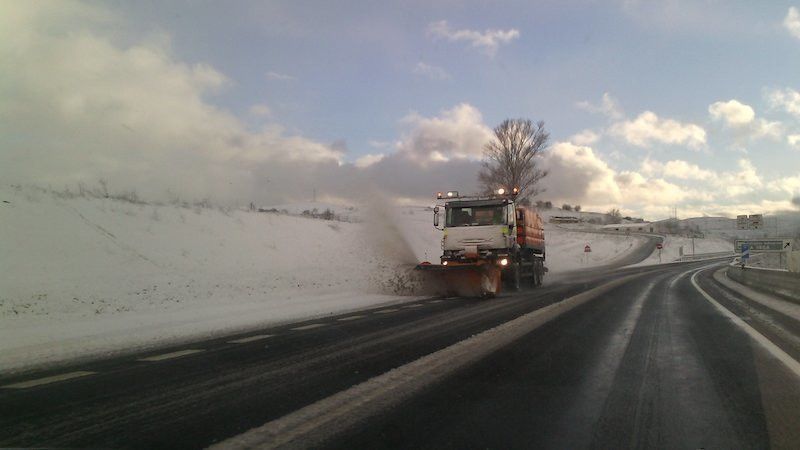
[632,235,732,266]
[0,187,427,373]
[543,228,647,273]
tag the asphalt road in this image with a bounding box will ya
[2,259,799,449]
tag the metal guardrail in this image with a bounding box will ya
[677,251,735,262]
[726,264,800,303]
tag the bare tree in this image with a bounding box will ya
[606,208,622,224]
[478,119,549,200]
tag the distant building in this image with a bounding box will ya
[749,214,763,230]
[736,215,748,230]
[738,213,763,230]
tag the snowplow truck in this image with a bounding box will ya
[417,189,546,297]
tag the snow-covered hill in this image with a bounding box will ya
[0,187,427,373]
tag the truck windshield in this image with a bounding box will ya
[446,205,507,227]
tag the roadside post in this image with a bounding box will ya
[656,242,663,263]
[741,243,750,269]
[584,244,591,265]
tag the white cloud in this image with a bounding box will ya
[412,62,450,80]
[641,158,716,181]
[570,129,600,145]
[768,174,800,195]
[396,103,494,163]
[576,93,624,120]
[249,104,271,116]
[708,99,784,140]
[0,2,343,204]
[541,143,622,205]
[0,2,492,207]
[750,119,783,140]
[766,87,800,117]
[785,7,800,39]
[640,157,762,198]
[368,140,392,149]
[540,143,710,212]
[708,99,754,126]
[609,111,706,149]
[788,134,800,148]
[354,153,385,168]
[266,71,295,81]
[708,99,783,141]
[427,20,519,56]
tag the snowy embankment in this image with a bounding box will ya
[632,235,732,266]
[0,187,647,374]
[0,187,427,374]
[543,227,648,272]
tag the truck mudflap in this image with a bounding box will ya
[415,261,502,297]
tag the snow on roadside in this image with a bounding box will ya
[0,186,424,374]
[543,227,647,273]
[632,235,732,266]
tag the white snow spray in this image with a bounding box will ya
[361,193,418,266]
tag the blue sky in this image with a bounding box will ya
[3,1,800,218]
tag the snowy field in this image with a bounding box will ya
[0,186,683,373]
[1,187,428,373]
[542,227,648,272]
[632,235,733,266]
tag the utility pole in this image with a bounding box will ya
[312,188,317,203]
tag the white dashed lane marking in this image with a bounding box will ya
[1,298,448,390]
[337,315,365,321]
[2,371,96,389]
[137,349,205,362]
[291,323,326,331]
[228,334,274,344]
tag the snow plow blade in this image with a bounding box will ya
[415,261,502,297]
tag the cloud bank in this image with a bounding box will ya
[2,2,796,219]
[427,20,519,56]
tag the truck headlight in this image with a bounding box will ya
[499,258,508,266]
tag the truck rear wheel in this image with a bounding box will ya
[534,261,544,286]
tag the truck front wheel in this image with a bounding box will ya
[507,262,521,292]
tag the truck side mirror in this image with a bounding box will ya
[434,210,440,227]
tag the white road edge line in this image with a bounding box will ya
[210,272,645,450]
[137,349,205,362]
[290,323,326,331]
[229,334,274,344]
[337,315,365,321]
[690,271,800,379]
[2,371,97,389]
[374,309,399,314]
[402,304,424,308]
